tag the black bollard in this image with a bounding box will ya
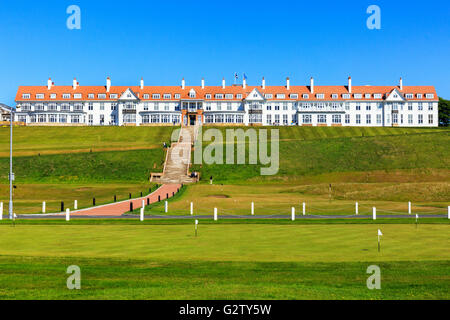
[130,202,133,212]
[166,193,169,199]
[129,193,132,199]
[147,198,150,206]
[149,188,151,193]
[114,195,117,202]
[93,198,96,206]
[158,195,161,202]
[140,192,143,197]
[177,188,179,193]
[172,192,175,197]
[61,201,64,212]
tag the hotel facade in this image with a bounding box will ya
[14,77,439,127]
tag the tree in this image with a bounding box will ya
[438,98,450,126]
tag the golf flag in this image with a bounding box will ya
[378,229,383,236]
[234,72,238,80]
[243,73,248,80]
[195,219,199,225]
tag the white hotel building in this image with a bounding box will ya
[14,77,438,127]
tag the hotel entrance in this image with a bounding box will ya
[181,109,204,126]
[189,115,196,126]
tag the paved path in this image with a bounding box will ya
[68,184,181,217]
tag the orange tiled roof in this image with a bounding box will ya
[15,83,438,102]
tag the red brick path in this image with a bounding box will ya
[72,184,181,216]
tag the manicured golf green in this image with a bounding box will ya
[0,223,448,299]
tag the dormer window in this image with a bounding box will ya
[98,94,106,99]
[50,94,56,99]
[236,94,243,99]
[354,94,362,99]
[425,94,434,99]
[143,94,149,99]
[63,94,71,99]
[164,94,172,99]
[36,94,44,99]
[215,94,224,99]
[417,94,423,99]
[302,94,309,99]
[265,94,273,99]
[365,94,371,99]
[290,94,298,99]
[316,94,324,99]
[152,94,161,99]
[331,94,338,99]
[22,94,31,99]
[174,94,181,99]
[205,94,212,99]
[74,94,82,99]
[276,94,285,99]
[109,94,118,99]
[342,94,350,99]
[374,94,382,99]
[225,94,233,99]
[405,94,414,99]
[88,94,94,99]
[189,89,196,98]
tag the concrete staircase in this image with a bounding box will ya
[151,126,198,184]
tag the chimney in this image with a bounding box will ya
[348,76,352,93]
[47,78,53,90]
[286,77,290,90]
[399,77,403,91]
[243,77,247,89]
[201,78,205,89]
[222,78,226,89]
[140,77,144,90]
[106,77,111,92]
[181,78,185,90]
[310,77,314,94]
[73,78,78,90]
[262,77,266,90]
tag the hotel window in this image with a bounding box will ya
[63,94,71,99]
[74,104,83,111]
[123,114,136,123]
[266,114,272,124]
[162,115,170,123]
[59,115,67,123]
[61,104,70,111]
[172,115,180,124]
[354,94,362,99]
[36,94,44,99]
[18,115,26,123]
[142,115,150,124]
[392,113,397,124]
[408,103,413,111]
[266,104,272,111]
[50,94,56,99]
[205,94,212,99]
[88,103,94,111]
[215,114,224,123]
[366,103,371,111]
[48,103,57,111]
[303,114,312,124]
[405,94,413,99]
[417,94,423,99]
[21,104,31,111]
[110,94,118,99]
[418,114,423,124]
[374,94,382,99]
[88,115,93,125]
[332,94,338,99]
[164,103,169,111]
[227,103,232,111]
[345,103,350,111]
[342,94,350,99]
[283,103,288,111]
[225,94,233,99]
[152,94,161,99]
[175,94,181,99]
[143,94,150,99]
[283,114,288,125]
[366,114,372,124]
[205,115,214,123]
[205,103,211,111]
[408,114,413,124]
[215,94,224,99]
[236,115,244,123]
[274,114,280,124]
[365,94,371,99]
[274,104,280,111]
[143,103,149,111]
[154,103,159,111]
[88,94,94,99]
[265,94,273,99]
[290,94,298,99]
[236,94,243,99]
[276,94,286,99]
[356,114,361,124]
[418,103,423,111]
[332,115,341,124]
[356,104,361,111]
[426,94,434,99]
[97,94,106,99]
[111,103,117,111]
[428,103,433,111]
[30,115,36,123]
[377,114,382,124]
[71,115,81,123]
[428,114,433,124]
[316,94,324,99]
[345,114,350,124]
[164,94,171,99]
[100,103,105,111]
[217,103,222,111]
[317,114,327,124]
[226,114,235,123]
[151,114,160,123]
[35,104,45,111]
[49,114,58,123]
[392,103,398,111]
[302,94,309,99]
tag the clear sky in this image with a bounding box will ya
[0,0,449,106]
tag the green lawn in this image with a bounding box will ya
[0,223,448,299]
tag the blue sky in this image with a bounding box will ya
[0,0,449,106]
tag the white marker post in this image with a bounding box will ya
[415,214,419,229]
[65,208,70,222]
[74,200,78,210]
[142,199,145,210]
[291,207,295,221]
[140,207,144,221]
[448,206,450,220]
[195,219,199,237]
[165,201,168,213]
[0,202,3,220]
[42,201,46,214]
[251,202,254,216]
[377,229,383,252]
[372,207,376,220]
[408,201,411,215]
[355,202,359,215]
[303,202,306,216]
[214,208,218,221]
[190,202,194,215]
